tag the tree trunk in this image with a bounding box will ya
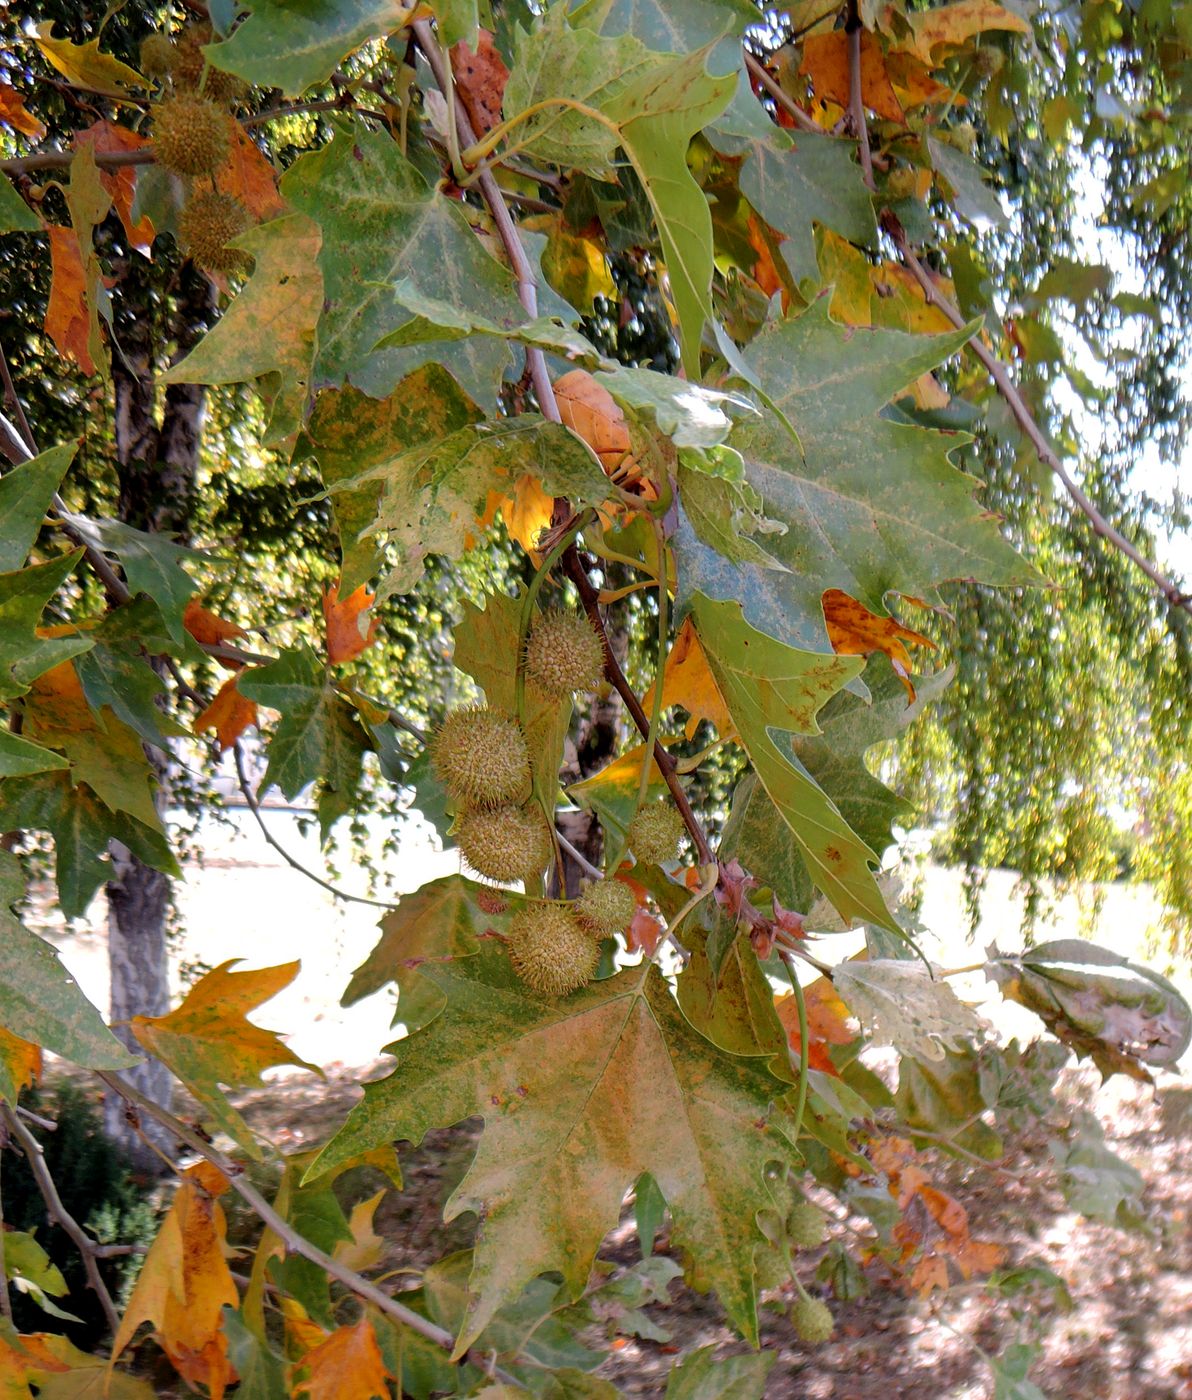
[103,259,212,1171]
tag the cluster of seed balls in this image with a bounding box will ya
[140,24,253,273]
[431,609,685,996]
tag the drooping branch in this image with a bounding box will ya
[94,1070,518,1379]
[742,50,819,134]
[563,545,715,865]
[746,29,1192,619]
[410,18,561,425]
[0,1102,122,1336]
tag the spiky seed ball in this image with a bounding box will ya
[754,1247,790,1293]
[628,802,685,865]
[431,706,530,809]
[153,95,230,176]
[139,33,175,79]
[178,191,250,273]
[458,804,551,884]
[973,46,1004,77]
[507,904,598,996]
[576,878,636,937]
[170,22,212,89]
[787,1202,827,1249]
[791,1296,834,1344]
[524,608,604,698]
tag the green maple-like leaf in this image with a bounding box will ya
[162,214,323,446]
[674,299,1040,653]
[0,444,76,573]
[737,130,877,285]
[690,593,897,932]
[281,123,528,408]
[345,874,532,1032]
[0,553,92,701]
[312,945,797,1354]
[356,416,611,598]
[305,368,481,593]
[1,174,40,232]
[665,1343,774,1400]
[237,644,367,839]
[0,730,68,779]
[452,591,571,817]
[0,771,178,918]
[0,849,138,1070]
[501,7,735,372]
[75,597,191,750]
[205,0,418,96]
[721,657,951,913]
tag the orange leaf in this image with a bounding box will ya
[451,30,509,138]
[45,226,97,376]
[917,1183,969,1238]
[800,31,905,124]
[73,121,153,254]
[643,615,735,741]
[554,368,637,482]
[822,589,936,701]
[195,674,259,751]
[0,1027,42,1100]
[909,1253,949,1297]
[183,599,247,669]
[952,1236,1007,1277]
[0,82,46,140]
[324,581,379,665]
[626,907,664,957]
[775,976,854,1074]
[289,1318,392,1400]
[884,52,966,110]
[111,1162,239,1398]
[214,123,287,222]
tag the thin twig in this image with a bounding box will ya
[742,50,819,134]
[845,6,874,189]
[232,743,395,910]
[886,219,1190,614]
[411,19,561,424]
[0,1102,121,1336]
[563,546,714,865]
[554,827,604,882]
[751,40,1191,617]
[0,148,154,176]
[94,1071,517,1379]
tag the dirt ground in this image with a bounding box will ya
[230,1058,1192,1400]
[36,818,1192,1398]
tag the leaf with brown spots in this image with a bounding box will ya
[130,959,316,1159]
[451,30,509,138]
[110,1162,239,1399]
[313,946,799,1355]
[822,589,936,701]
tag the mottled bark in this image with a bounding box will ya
[102,259,212,1171]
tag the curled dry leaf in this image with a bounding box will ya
[554,368,637,483]
[822,589,937,702]
[985,938,1192,1081]
[451,30,509,138]
[195,673,259,751]
[0,81,46,140]
[74,120,154,254]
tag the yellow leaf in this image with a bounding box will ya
[279,1297,329,1356]
[73,121,153,255]
[542,221,616,309]
[111,1163,238,1399]
[821,589,936,701]
[131,960,316,1159]
[494,473,555,556]
[0,1026,42,1103]
[333,1190,387,1272]
[289,1318,392,1400]
[642,616,735,740]
[899,0,1029,64]
[35,24,148,99]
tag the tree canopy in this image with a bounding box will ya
[0,0,1189,1394]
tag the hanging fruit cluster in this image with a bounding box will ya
[142,23,253,273]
